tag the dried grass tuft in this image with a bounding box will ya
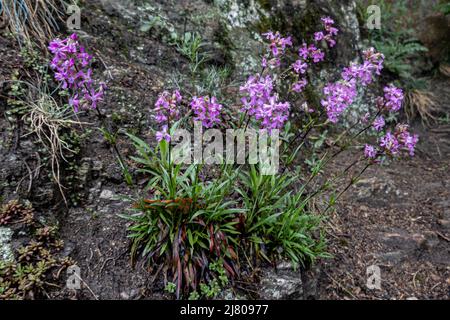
[16,77,88,204]
[0,0,67,48]
[439,64,450,78]
[404,89,440,125]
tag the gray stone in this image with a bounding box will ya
[100,189,115,200]
[0,227,14,262]
[419,13,450,63]
[92,160,104,172]
[259,262,303,300]
[355,177,397,201]
[217,288,247,300]
[120,289,139,300]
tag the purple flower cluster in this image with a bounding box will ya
[365,124,419,160]
[49,33,106,112]
[290,18,339,94]
[372,116,385,131]
[383,85,404,112]
[394,124,419,156]
[321,81,358,123]
[364,144,377,159]
[154,90,182,142]
[290,44,325,94]
[262,31,293,58]
[240,75,290,130]
[379,132,400,155]
[299,43,326,64]
[321,48,385,123]
[190,96,222,128]
[342,49,384,86]
[314,17,339,48]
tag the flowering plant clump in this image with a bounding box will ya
[48,33,106,112]
[49,33,133,185]
[116,16,419,299]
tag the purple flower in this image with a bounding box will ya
[326,38,337,48]
[153,90,183,143]
[341,48,384,86]
[299,43,309,60]
[84,88,104,110]
[364,144,377,159]
[374,124,419,159]
[156,126,171,143]
[380,132,400,155]
[314,32,325,42]
[292,79,308,93]
[190,96,222,128]
[383,85,404,112]
[311,50,325,63]
[372,116,385,131]
[363,48,384,75]
[317,16,339,48]
[262,57,268,68]
[308,45,325,63]
[395,124,419,156]
[292,60,308,74]
[298,43,327,65]
[327,27,339,36]
[404,134,419,156]
[69,95,80,112]
[321,16,335,26]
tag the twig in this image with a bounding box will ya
[436,232,450,242]
[99,257,114,275]
[73,273,99,300]
[325,271,357,299]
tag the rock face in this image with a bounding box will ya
[217,0,362,76]
[259,262,303,299]
[255,0,362,66]
[419,13,450,63]
[80,0,363,86]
